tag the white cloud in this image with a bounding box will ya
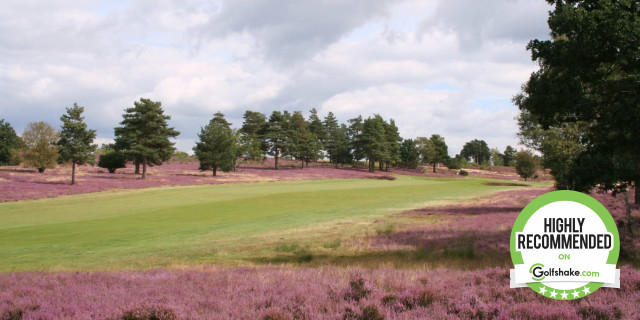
[0,0,551,154]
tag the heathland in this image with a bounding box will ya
[1,163,638,319]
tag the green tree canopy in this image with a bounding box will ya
[514,0,640,209]
[503,145,516,166]
[20,121,58,173]
[515,150,538,181]
[0,119,22,166]
[264,111,288,169]
[193,112,236,176]
[460,139,490,164]
[360,115,387,172]
[323,112,340,166]
[399,138,419,169]
[114,98,179,179]
[98,151,127,173]
[57,103,97,184]
[425,134,449,173]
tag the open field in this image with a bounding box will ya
[1,185,638,319]
[0,175,544,272]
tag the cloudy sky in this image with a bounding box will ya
[0,0,551,155]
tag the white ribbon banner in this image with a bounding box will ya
[510,264,619,288]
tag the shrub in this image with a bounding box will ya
[120,305,176,320]
[459,170,469,176]
[98,151,127,173]
[344,278,372,302]
[360,305,384,320]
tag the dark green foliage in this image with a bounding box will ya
[361,115,387,172]
[399,139,419,169]
[57,103,97,184]
[347,116,365,163]
[460,139,490,164]
[382,119,401,171]
[240,110,267,137]
[289,111,320,168]
[424,134,449,173]
[19,121,58,173]
[514,0,640,206]
[264,111,288,169]
[307,108,326,148]
[324,112,341,166]
[359,305,384,320]
[459,169,469,176]
[344,278,371,302]
[98,151,126,173]
[114,98,179,179]
[0,119,22,166]
[193,112,236,176]
[503,146,516,166]
[515,150,538,181]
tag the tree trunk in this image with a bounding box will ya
[301,160,304,169]
[335,161,338,169]
[432,162,436,173]
[385,162,389,172]
[275,152,279,170]
[142,157,147,180]
[624,190,633,235]
[135,161,140,174]
[369,160,374,172]
[635,181,639,205]
[71,161,76,185]
[379,161,383,171]
[213,166,217,176]
[306,160,309,168]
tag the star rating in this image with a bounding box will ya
[572,290,581,298]
[560,291,569,299]
[538,286,547,295]
[549,290,558,298]
[582,286,591,295]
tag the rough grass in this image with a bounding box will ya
[0,175,535,272]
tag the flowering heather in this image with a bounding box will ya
[0,160,392,202]
[0,265,638,319]
[368,187,554,265]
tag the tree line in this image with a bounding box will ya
[0,98,529,184]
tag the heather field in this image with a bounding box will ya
[1,183,639,319]
[1,164,638,319]
[0,160,389,202]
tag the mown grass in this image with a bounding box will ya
[0,175,540,272]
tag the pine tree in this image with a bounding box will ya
[114,98,179,179]
[323,112,340,166]
[57,103,97,185]
[307,108,325,161]
[194,112,236,176]
[264,111,288,170]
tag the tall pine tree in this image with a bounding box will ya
[57,103,97,185]
[114,98,179,179]
[194,112,236,176]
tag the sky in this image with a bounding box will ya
[0,0,552,156]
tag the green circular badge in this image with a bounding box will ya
[510,190,619,300]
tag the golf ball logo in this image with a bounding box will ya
[510,191,620,300]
